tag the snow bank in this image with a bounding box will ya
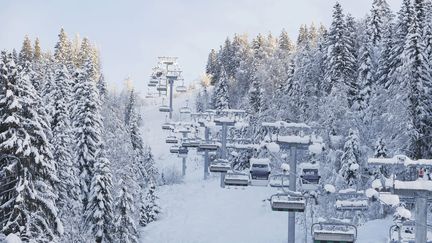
[365,188,378,198]
[264,142,280,153]
[281,163,290,172]
[324,184,336,193]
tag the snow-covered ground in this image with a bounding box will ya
[139,90,394,243]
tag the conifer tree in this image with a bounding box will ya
[19,35,33,64]
[279,29,294,53]
[33,38,42,61]
[206,49,220,85]
[139,182,161,227]
[212,67,230,111]
[115,187,138,243]
[339,129,361,187]
[54,28,72,65]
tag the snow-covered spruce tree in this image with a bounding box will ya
[33,38,42,62]
[211,67,230,111]
[338,129,361,188]
[368,0,393,46]
[97,74,107,101]
[85,148,114,243]
[19,36,34,65]
[114,187,138,243]
[279,29,294,53]
[356,40,375,112]
[71,60,102,209]
[344,14,360,108]
[0,53,62,242]
[140,182,161,227]
[374,138,388,158]
[402,0,432,159]
[125,88,136,126]
[206,49,220,85]
[324,2,356,97]
[54,28,72,66]
[51,64,81,241]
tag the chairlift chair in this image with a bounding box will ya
[311,222,357,243]
[209,159,231,173]
[270,193,306,212]
[198,143,218,151]
[335,199,368,211]
[300,168,321,191]
[176,85,187,93]
[148,82,157,87]
[177,146,188,158]
[165,135,178,144]
[157,84,167,92]
[249,158,271,186]
[224,171,249,186]
[170,145,180,154]
[159,105,171,113]
[162,122,174,130]
[269,174,290,188]
[180,106,192,114]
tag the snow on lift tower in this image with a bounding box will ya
[299,161,321,191]
[224,170,249,187]
[389,220,432,243]
[311,222,357,243]
[249,158,271,186]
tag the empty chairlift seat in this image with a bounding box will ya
[209,159,231,173]
[182,139,200,148]
[159,105,171,113]
[157,85,167,92]
[176,85,187,93]
[224,171,249,186]
[180,106,192,114]
[148,82,157,87]
[165,136,178,144]
[198,143,218,151]
[177,146,188,158]
[161,122,174,130]
[170,145,179,154]
[249,158,271,186]
[300,167,321,191]
[312,222,357,243]
[270,193,305,212]
[335,199,368,211]
[269,174,290,188]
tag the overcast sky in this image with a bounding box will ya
[0,0,402,93]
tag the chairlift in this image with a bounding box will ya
[180,106,192,114]
[198,143,218,151]
[209,159,231,173]
[182,139,200,148]
[224,171,249,186]
[145,93,155,98]
[170,145,179,154]
[157,84,167,92]
[249,158,271,186]
[270,193,306,212]
[159,105,171,113]
[162,122,174,130]
[165,135,178,144]
[300,167,321,191]
[178,146,188,158]
[335,199,368,211]
[311,222,357,243]
[148,82,157,87]
[176,85,187,93]
[269,174,290,188]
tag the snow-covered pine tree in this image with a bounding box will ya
[86,148,114,243]
[139,182,161,227]
[97,74,107,101]
[339,129,361,188]
[18,36,33,64]
[279,29,294,53]
[402,0,432,159]
[51,64,81,241]
[374,138,388,158]
[368,0,393,45]
[344,14,360,108]
[114,187,138,243]
[54,28,72,65]
[206,49,220,85]
[212,67,230,111]
[0,53,62,242]
[33,38,42,61]
[71,60,103,209]
[357,39,375,111]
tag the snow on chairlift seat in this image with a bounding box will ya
[150,78,159,84]
[224,171,249,186]
[159,105,171,113]
[161,122,174,130]
[270,194,305,212]
[335,199,368,211]
[312,222,357,243]
[182,139,200,148]
[148,82,157,87]
[165,136,178,144]
[209,159,231,173]
[269,174,290,187]
[176,85,187,93]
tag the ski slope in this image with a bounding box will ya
[139,90,394,243]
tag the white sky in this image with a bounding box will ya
[0,0,402,93]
